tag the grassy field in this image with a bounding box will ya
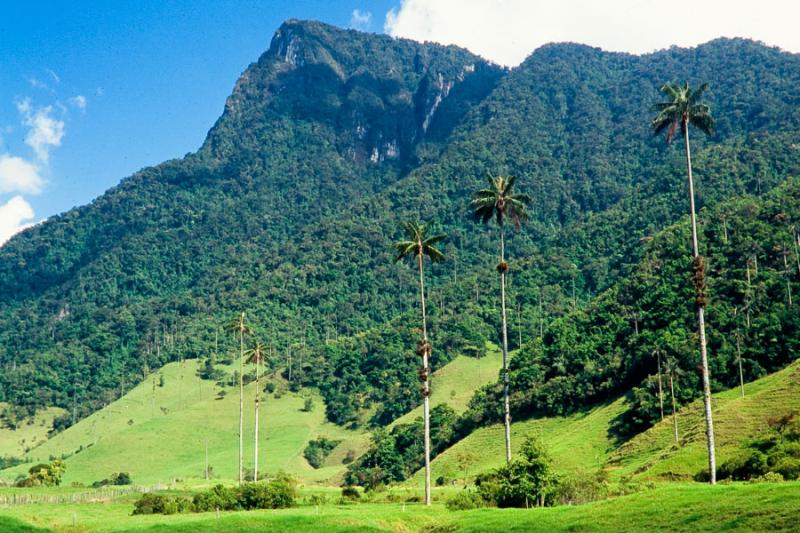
[0,360,369,486]
[0,482,797,531]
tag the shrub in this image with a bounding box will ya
[192,484,239,512]
[553,471,609,505]
[718,451,769,481]
[341,486,360,500]
[16,460,66,487]
[133,493,170,515]
[308,494,328,506]
[93,472,133,488]
[302,397,315,412]
[773,458,800,480]
[303,437,341,468]
[475,435,557,508]
[751,471,785,483]
[445,489,485,511]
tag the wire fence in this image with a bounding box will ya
[0,483,170,506]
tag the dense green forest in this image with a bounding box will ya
[0,20,798,440]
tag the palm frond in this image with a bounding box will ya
[651,81,713,141]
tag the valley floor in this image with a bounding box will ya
[0,482,798,532]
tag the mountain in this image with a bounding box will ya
[1,20,799,439]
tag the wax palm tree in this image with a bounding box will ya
[651,81,716,482]
[245,341,267,482]
[470,174,531,464]
[225,312,250,484]
[394,221,445,506]
[663,356,683,444]
[654,347,664,421]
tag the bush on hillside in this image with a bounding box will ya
[475,435,557,508]
[445,489,485,511]
[303,437,341,468]
[15,460,66,487]
[92,472,132,487]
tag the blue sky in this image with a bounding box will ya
[0,1,393,242]
[2,0,798,244]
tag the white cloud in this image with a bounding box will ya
[70,95,87,111]
[0,154,44,194]
[0,195,35,246]
[26,77,49,90]
[384,0,800,66]
[350,9,372,31]
[17,99,65,163]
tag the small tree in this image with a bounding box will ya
[476,434,556,508]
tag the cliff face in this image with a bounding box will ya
[203,20,504,167]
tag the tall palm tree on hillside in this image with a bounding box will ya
[226,312,250,484]
[470,175,531,464]
[663,356,683,444]
[394,221,446,507]
[651,81,717,483]
[246,341,267,482]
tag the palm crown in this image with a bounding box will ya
[225,312,250,336]
[651,82,714,143]
[394,221,446,263]
[470,175,531,229]
[245,342,267,365]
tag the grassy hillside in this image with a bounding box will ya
[0,351,502,486]
[0,360,368,485]
[610,360,800,481]
[414,360,800,485]
[390,348,503,428]
[0,482,797,531]
[411,397,626,485]
[0,405,64,458]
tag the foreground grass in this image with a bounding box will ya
[0,482,797,532]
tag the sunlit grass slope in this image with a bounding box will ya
[390,348,503,428]
[610,360,800,481]
[0,405,65,458]
[411,396,627,485]
[0,360,368,486]
[418,360,800,485]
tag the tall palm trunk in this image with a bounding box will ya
[657,350,664,421]
[669,371,679,443]
[238,312,244,485]
[736,331,744,398]
[499,225,512,464]
[683,121,716,484]
[254,353,260,482]
[417,251,432,506]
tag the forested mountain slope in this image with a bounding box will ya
[1,20,799,435]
